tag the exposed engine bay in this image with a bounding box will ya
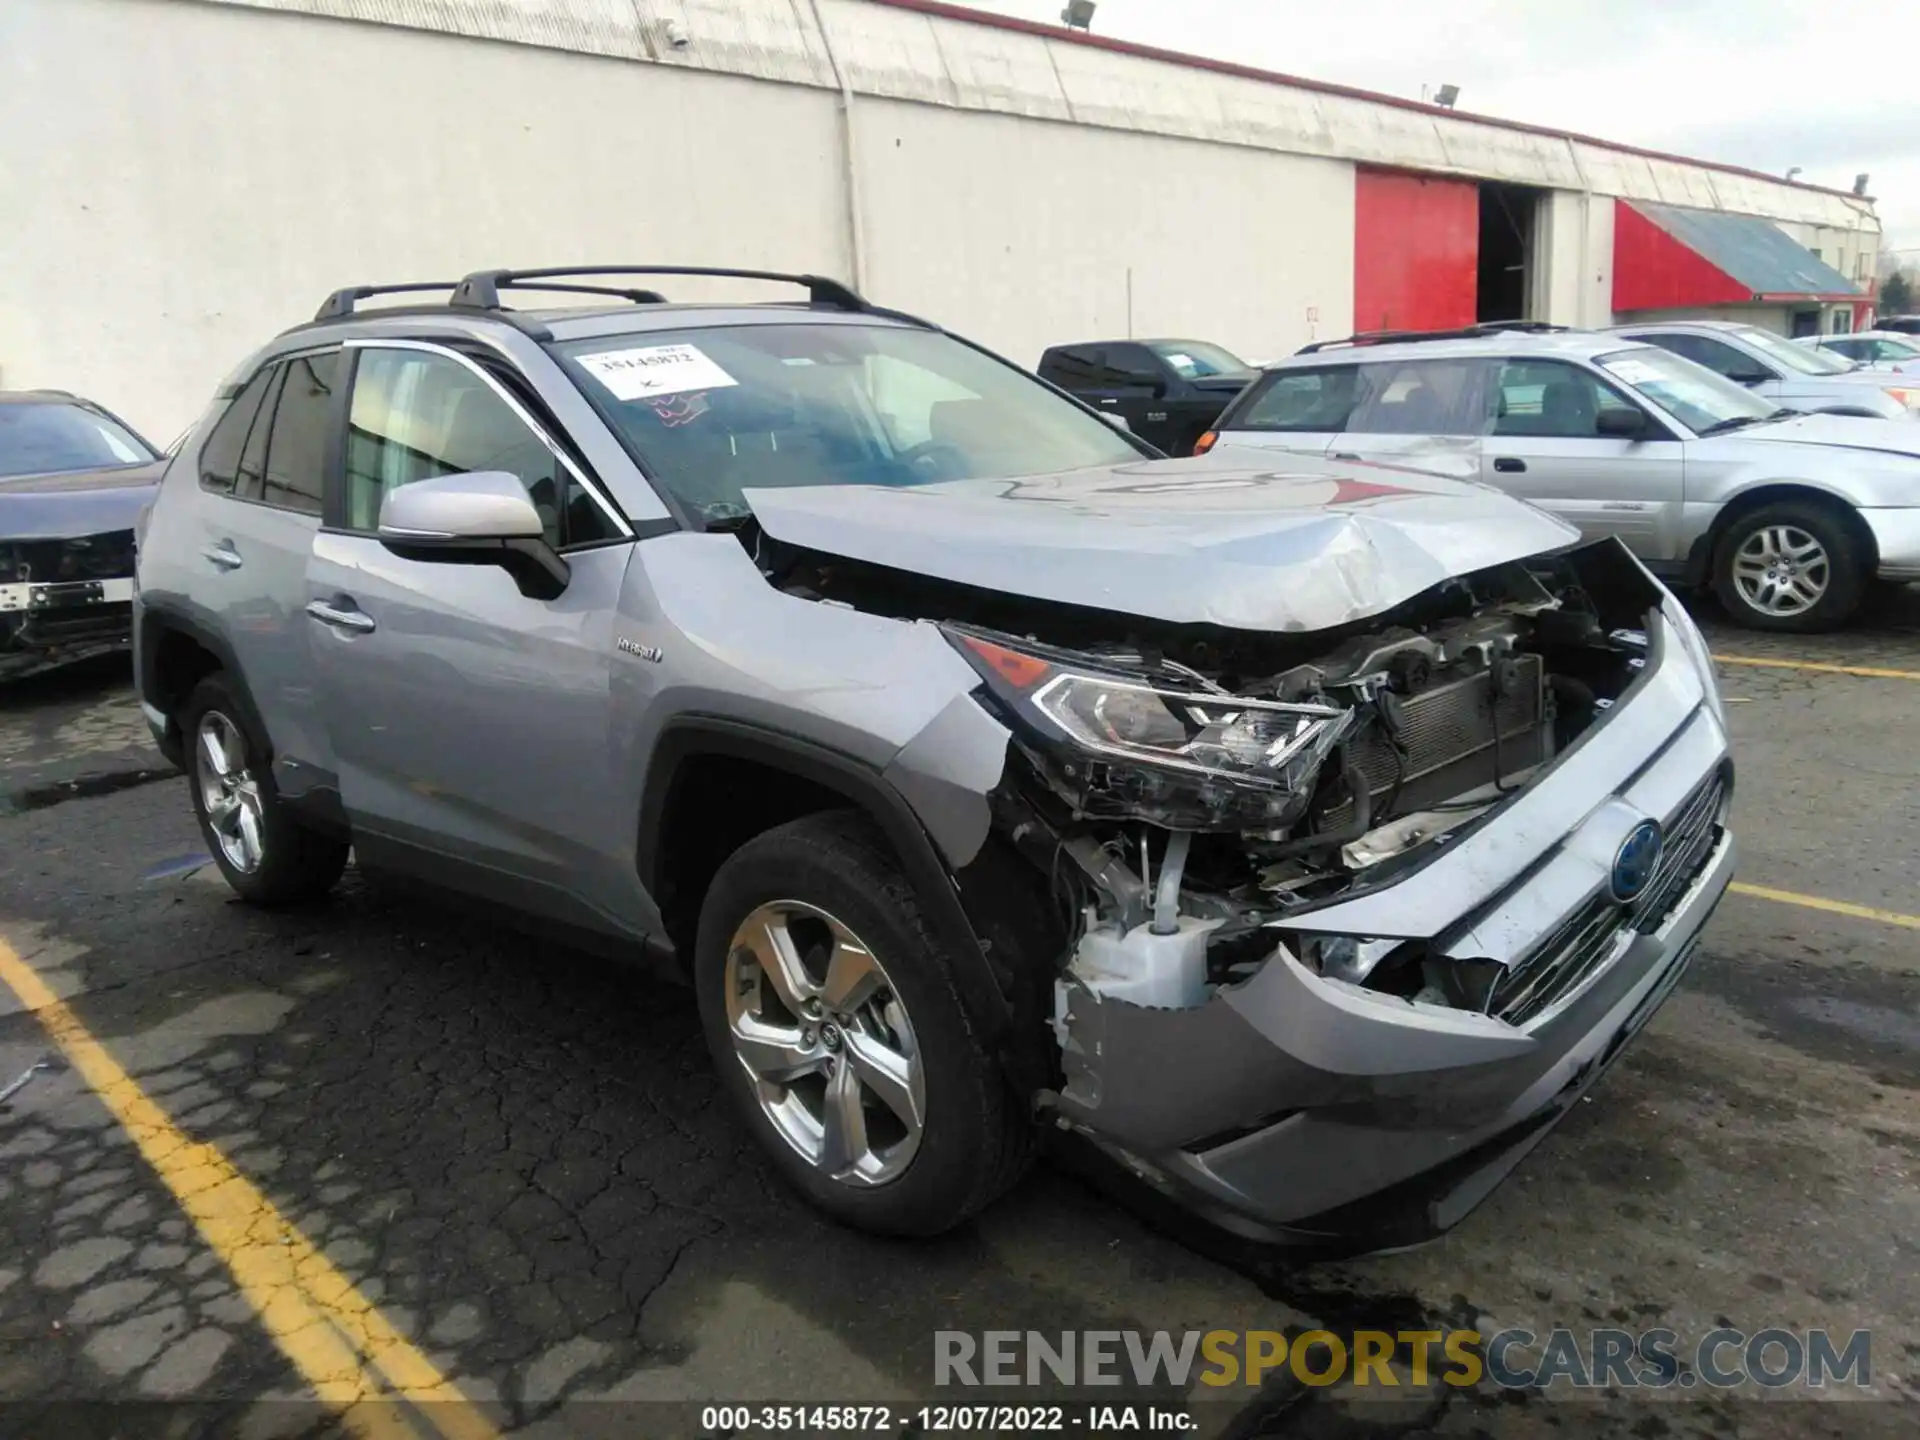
[753,526,1667,1016]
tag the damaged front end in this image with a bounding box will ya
[919,538,1734,1251]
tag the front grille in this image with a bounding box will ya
[0,531,136,585]
[1490,768,1729,1027]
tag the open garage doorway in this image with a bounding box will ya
[1478,181,1542,323]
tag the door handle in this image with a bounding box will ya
[1493,457,1528,473]
[1098,398,1119,407]
[305,598,376,634]
[1332,451,1362,461]
[202,542,243,571]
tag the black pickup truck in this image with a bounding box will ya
[1037,339,1256,456]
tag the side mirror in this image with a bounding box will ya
[377,470,569,600]
[1099,411,1133,434]
[1594,408,1649,439]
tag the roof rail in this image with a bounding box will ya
[314,282,463,322]
[449,266,867,313]
[1296,320,1569,355]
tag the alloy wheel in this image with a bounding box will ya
[723,900,926,1186]
[194,711,266,874]
[1732,524,1830,618]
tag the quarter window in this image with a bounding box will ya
[198,368,276,494]
[1491,361,1641,440]
[346,349,617,549]
[1233,368,1362,432]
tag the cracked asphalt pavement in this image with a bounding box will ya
[0,597,1916,1437]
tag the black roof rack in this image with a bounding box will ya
[314,282,463,322]
[449,266,867,313]
[1296,320,1570,355]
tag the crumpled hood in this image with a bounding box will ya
[0,461,162,541]
[1747,413,1920,459]
[745,451,1579,633]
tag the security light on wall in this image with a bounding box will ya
[1854,174,1871,196]
[1432,84,1460,109]
[1786,167,1803,181]
[1060,1,1096,29]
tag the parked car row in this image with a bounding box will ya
[119,265,1734,1249]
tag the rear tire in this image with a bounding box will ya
[182,673,349,906]
[692,811,1030,1236]
[1711,500,1868,632]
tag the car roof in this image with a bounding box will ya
[0,389,89,406]
[1261,330,1649,368]
[1605,319,1757,334]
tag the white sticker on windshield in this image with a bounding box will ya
[1605,358,1665,386]
[575,343,739,400]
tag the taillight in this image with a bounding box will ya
[1192,430,1218,455]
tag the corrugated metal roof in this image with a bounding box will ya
[1630,201,1864,299]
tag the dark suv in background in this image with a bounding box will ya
[1037,338,1254,455]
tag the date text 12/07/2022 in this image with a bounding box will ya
[700,1404,1197,1433]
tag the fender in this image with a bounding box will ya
[638,715,1044,1093]
[135,600,259,764]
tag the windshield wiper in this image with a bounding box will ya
[1698,408,1800,437]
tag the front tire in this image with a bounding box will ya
[693,811,1030,1236]
[1711,501,1868,632]
[183,674,349,906]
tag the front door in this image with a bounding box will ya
[1083,343,1181,452]
[1480,359,1686,560]
[306,340,639,929]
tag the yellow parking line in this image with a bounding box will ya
[1712,654,1920,681]
[1729,882,1920,930]
[0,938,499,1440]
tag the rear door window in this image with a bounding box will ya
[1040,346,1106,392]
[1231,367,1362,431]
[1347,358,1485,435]
[253,352,339,516]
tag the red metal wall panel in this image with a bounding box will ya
[1611,199,1750,312]
[1353,168,1479,333]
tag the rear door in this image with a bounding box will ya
[1330,356,1489,480]
[187,349,339,797]
[1479,358,1686,559]
[1210,365,1359,458]
[306,340,640,928]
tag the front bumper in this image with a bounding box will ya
[1050,612,1734,1252]
[0,576,136,680]
[1862,508,1920,581]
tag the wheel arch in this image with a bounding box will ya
[636,716,1037,1084]
[137,602,268,769]
[1702,482,1879,575]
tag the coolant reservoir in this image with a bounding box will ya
[1069,915,1221,1009]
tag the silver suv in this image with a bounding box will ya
[1209,326,1920,630]
[134,268,1734,1248]
[1609,319,1920,419]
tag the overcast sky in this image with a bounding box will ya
[960,0,1920,260]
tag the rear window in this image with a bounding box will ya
[555,324,1139,525]
[0,402,155,478]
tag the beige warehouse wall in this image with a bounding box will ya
[853,98,1354,367]
[0,0,849,438]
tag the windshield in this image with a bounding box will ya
[1735,325,1854,375]
[0,402,156,479]
[555,324,1141,524]
[1146,341,1249,379]
[1596,347,1778,433]
[1876,336,1920,359]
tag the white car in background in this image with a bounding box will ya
[1797,331,1920,375]
[1608,319,1920,418]
[1202,327,1920,631]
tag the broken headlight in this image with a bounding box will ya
[948,628,1353,828]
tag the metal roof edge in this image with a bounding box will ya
[868,0,1873,205]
